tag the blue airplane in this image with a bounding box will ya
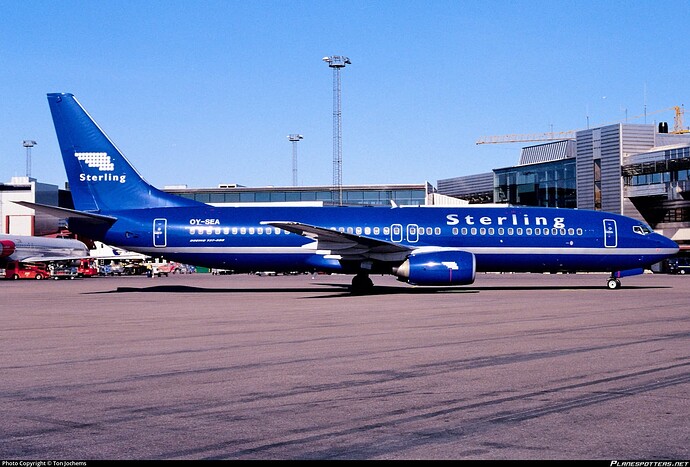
[22,93,679,292]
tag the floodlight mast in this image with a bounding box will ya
[287,134,303,186]
[322,55,351,205]
[23,140,37,178]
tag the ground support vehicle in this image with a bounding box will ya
[4,262,49,280]
[49,264,78,280]
[77,259,98,277]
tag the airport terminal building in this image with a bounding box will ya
[438,122,690,253]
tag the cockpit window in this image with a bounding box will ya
[633,224,653,235]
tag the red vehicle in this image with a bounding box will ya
[4,262,50,280]
[77,259,98,277]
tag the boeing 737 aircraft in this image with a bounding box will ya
[0,233,89,265]
[20,93,679,293]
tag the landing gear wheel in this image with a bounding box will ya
[351,274,374,295]
[606,278,621,290]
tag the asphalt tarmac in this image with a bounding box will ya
[1,272,688,460]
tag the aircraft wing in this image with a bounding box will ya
[262,221,412,261]
[19,254,91,263]
[13,201,117,226]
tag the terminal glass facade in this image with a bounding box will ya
[623,146,690,225]
[171,187,427,207]
[494,159,577,208]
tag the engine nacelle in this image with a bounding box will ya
[0,240,16,258]
[393,250,476,286]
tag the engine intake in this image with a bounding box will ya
[1,240,16,258]
[394,250,476,286]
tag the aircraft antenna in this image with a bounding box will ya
[23,140,37,178]
[323,55,351,205]
[287,134,303,186]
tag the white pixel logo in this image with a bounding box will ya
[75,152,114,171]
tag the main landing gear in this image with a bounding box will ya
[606,277,622,290]
[351,273,374,295]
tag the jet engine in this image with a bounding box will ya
[393,250,476,286]
[0,240,16,258]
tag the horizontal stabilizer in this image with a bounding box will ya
[21,254,92,263]
[13,201,117,226]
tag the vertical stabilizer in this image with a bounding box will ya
[47,93,203,212]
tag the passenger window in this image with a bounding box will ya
[516,228,523,235]
[461,227,468,235]
[434,227,441,235]
[426,227,433,235]
[568,228,574,235]
[257,227,263,235]
[240,227,247,235]
[374,227,380,235]
[488,228,494,235]
[356,227,362,235]
[535,228,541,235]
[552,228,558,235]
[507,228,514,235]
[471,227,477,235]
[526,228,532,235]
[498,228,504,235]
[576,228,583,235]
[364,227,371,235]
[480,228,486,235]
[452,227,459,235]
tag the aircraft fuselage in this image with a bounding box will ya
[76,205,675,275]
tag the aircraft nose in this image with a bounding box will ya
[656,234,679,253]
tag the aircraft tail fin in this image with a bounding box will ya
[47,93,203,212]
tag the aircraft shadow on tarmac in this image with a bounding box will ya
[85,282,670,298]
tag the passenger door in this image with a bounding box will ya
[603,219,617,248]
[153,218,167,247]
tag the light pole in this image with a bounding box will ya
[287,134,303,186]
[23,140,37,178]
[322,55,350,205]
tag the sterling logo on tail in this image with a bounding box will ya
[75,152,127,184]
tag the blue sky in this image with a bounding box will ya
[1,0,689,189]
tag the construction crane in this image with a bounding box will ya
[476,105,687,145]
[475,130,577,145]
[672,105,688,133]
